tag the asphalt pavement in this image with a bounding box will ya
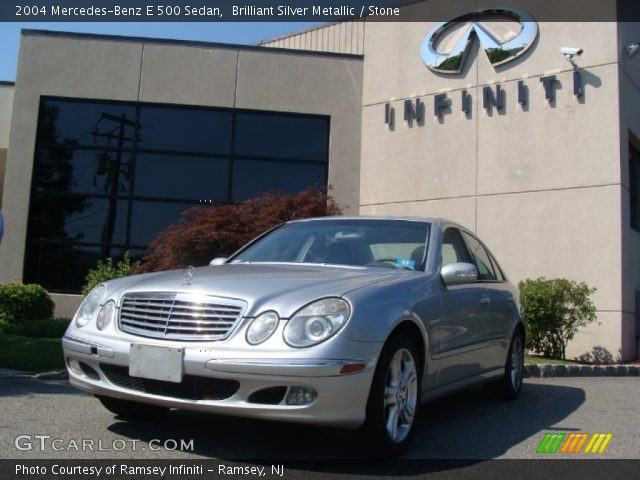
[0,376,637,459]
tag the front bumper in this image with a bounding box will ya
[62,334,378,429]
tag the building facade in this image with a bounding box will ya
[0,81,14,207]
[1,4,639,360]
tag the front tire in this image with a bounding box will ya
[97,395,169,420]
[360,333,421,456]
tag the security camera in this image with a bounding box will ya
[623,43,640,59]
[560,47,583,60]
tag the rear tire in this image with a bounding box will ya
[486,330,524,400]
[359,333,421,457]
[97,395,169,420]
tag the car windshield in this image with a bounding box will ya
[232,219,431,271]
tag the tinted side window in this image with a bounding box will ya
[461,232,496,281]
[441,228,472,265]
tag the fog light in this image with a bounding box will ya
[67,358,82,375]
[285,386,318,405]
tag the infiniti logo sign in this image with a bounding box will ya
[420,7,538,74]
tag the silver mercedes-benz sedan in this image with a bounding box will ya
[63,217,524,455]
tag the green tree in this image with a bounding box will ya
[519,278,597,360]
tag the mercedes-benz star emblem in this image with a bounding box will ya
[182,266,196,285]
[420,7,538,74]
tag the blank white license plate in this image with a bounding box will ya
[129,344,183,383]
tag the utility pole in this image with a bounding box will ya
[91,113,136,257]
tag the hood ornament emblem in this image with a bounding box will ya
[182,266,196,285]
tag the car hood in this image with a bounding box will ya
[105,263,405,318]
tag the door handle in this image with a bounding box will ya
[480,297,491,305]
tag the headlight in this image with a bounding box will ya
[96,301,116,331]
[75,285,105,327]
[246,311,279,345]
[283,298,350,348]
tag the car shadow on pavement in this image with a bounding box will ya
[107,380,585,468]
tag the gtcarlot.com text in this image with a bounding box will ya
[14,435,194,452]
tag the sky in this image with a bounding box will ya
[0,22,322,81]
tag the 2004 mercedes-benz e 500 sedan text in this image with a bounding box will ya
[63,217,525,455]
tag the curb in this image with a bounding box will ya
[524,364,640,378]
[33,370,69,380]
[1,369,68,380]
[0,370,31,379]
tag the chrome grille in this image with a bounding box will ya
[118,292,246,340]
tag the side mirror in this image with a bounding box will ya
[440,262,478,286]
[209,257,228,266]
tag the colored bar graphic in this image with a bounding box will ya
[560,433,574,453]
[538,432,613,454]
[559,433,589,453]
[536,433,565,453]
[584,433,614,453]
[598,434,613,453]
[573,433,590,453]
[536,433,553,453]
[584,434,598,453]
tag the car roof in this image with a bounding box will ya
[286,215,462,229]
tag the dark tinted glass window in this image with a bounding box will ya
[33,148,132,195]
[37,100,137,147]
[134,154,229,200]
[630,143,640,232]
[27,98,329,292]
[138,106,232,154]
[232,159,325,201]
[125,248,149,263]
[234,113,328,161]
[25,245,127,292]
[29,196,128,244]
[130,202,198,245]
[461,231,497,281]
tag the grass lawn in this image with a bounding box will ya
[525,355,580,365]
[0,334,65,373]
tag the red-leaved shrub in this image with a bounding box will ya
[138,187,341,272]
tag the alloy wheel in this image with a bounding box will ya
[383,348,418,443]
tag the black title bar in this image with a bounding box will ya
[2,0,640,22]
[2,459,640,480]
